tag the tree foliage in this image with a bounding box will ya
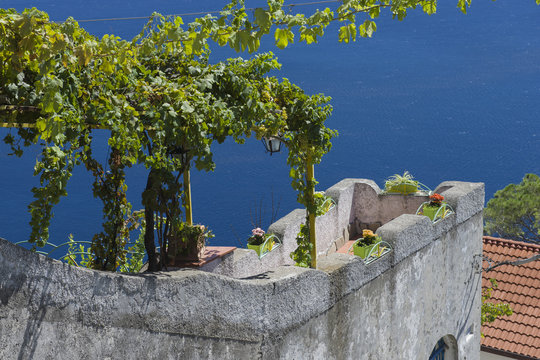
[484,174,540,244]
[0,6,337,271]
[481,278,513,333]
[3,0,537,271]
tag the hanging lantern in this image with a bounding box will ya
[262,136,282,155]
[169,147,182,158]
[168,146,190,163]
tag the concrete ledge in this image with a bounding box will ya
[437,181,485,224]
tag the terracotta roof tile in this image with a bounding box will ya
[482,236,540,359]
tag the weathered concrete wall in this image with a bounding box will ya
[480,350,509,360]
[0,180,484,360]
[270,212,482,359]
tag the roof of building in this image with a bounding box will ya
[482,236,540,359]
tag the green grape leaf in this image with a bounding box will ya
[275,28,294,49]
[338,23,357,43]
[254,8,272,31]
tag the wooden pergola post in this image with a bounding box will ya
[183,168,193,225]
[306,152,317,269]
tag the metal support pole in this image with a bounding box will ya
[306,153,317,269]
[184,168,193,225]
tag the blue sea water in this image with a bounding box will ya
[1,0,539,250]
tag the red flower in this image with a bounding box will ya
[429,193,444,204]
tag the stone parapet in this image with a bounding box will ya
[208,179,483,278]
[0,179,484,359]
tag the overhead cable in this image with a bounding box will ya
[56,0,341,23]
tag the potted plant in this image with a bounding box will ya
[247,227,275,257]
[422,193,446,221]
[168,223,211,263]
[314,192,336,216]
[321,196,336,215]
[353,229,382,259]
[384,171,419,195]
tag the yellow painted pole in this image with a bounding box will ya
[306,153,317,269]
[184,168,193,225]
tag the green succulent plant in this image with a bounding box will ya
[384,171,419,194]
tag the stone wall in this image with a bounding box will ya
[0,179,484,360]
[204,178,475,278]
